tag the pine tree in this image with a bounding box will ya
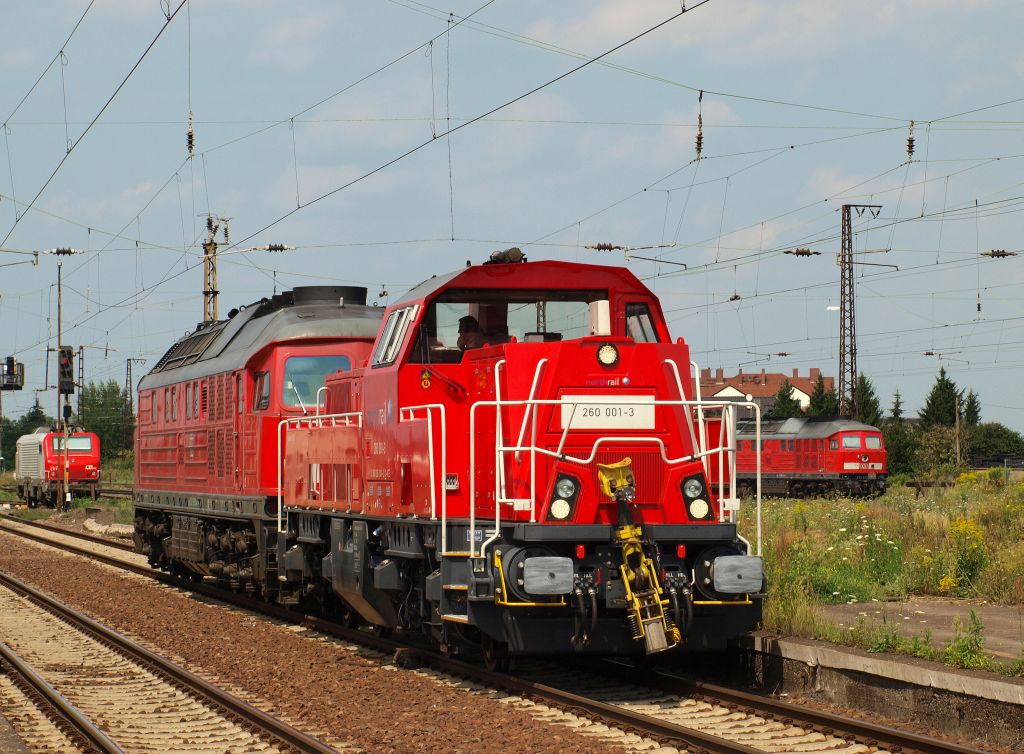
[918,367,960,427]
[854,374,882,426]
[769,378,803,418]
[889,390,904,423]
[962,389,981,427]
[807,374,839,418]
[882,391,917,474]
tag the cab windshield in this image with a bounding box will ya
[410,289,607,364]
[282,355,351,408]
[52,436,92,452]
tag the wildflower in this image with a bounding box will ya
[842,557,848,561]
[832,591,840,596]
[839,527,847,532]
[827,546,834,552]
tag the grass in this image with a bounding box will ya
[741,473,1024,676]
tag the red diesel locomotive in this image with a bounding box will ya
[15,427,102,506]
[732,418,887,497]
[134,253,765,661]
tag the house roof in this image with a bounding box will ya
[695,368,833,400]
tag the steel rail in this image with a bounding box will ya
[0,570,342,754]
[0,641,126,754]
[597,660,991,754]
[0,513,134,551]
[0,518,993,754]
[0,483,133,499]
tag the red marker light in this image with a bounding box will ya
[574,544,586,559]
[676,544,687,559]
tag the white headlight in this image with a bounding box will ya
[550,499,571,520]
[597,343,619,366]
[688,498,710,519]
[555,477,577,499]
[683,478,704,498]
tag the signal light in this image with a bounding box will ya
[574,544,586,560]
[676,545,687,559]
[57,346,75,395]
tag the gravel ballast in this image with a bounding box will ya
[0,532,628,754]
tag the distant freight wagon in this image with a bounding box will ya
[14,427,101,507]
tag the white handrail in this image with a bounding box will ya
[276,411,362,533]
[465,396,763,558]
[399,403,448,528]
[690,360,709,476]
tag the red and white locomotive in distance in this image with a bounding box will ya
[730,418,887,497]
[134,250,765,660]
[15,427,102,507]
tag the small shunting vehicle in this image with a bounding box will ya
[134,251,766,664]
[15,427,102,507]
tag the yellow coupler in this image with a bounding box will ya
[599,458,682,654]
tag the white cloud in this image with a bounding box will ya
[251,11,336,71]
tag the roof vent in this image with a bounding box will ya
[291,286,368,306]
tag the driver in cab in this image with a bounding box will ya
[457,315,486,351]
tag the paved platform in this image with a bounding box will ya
[819,596,1024,661]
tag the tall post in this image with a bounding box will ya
[202,215,226,323]
[77,345,84,423]
[838,204,881,419]
[57,261,63,427]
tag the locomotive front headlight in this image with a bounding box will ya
[555,477,577,499]
[596,343,619,367]
[683,477,704,499]
[550,499,572,520]
[688,498,710,519]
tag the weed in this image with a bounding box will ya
[942,611,989,670]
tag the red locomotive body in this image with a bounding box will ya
[134,286,381,573]
[15,428,101,506]
[732,418,887,497]
[136,256,765,660]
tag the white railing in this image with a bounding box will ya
[276,411,362,533]
[465,395,762,559]
[399,403,448,541]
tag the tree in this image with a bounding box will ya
[889,390,904,422]
[962,389,981,427]
[73,380,134,461]
[918,367,960,427]
[968,422,1024,461]
[882,391,917,475]
[16,399,54,437]
[806,374,839,418]
[914,425,966,474]
[854,373,882,427]
[769,378,803,418]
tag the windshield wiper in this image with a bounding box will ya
[291,384,308,415]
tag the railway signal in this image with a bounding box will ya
[58,346,75,395]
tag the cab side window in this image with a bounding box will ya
[253,371,271,411]
[625,302,660,342]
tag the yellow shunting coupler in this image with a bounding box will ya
[598,458,682,654]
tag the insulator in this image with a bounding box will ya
[206,215,214,233]
[906,119,915,160]
[187,111,194,157]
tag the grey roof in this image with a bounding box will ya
[736,417,881,439]
[139,295,383,391]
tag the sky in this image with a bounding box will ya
[1,0,1023,429]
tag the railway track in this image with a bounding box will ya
[0,565,343,754]
[0,516,994,754]
[0,483,134,500]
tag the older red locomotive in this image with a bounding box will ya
[134,253,765,661]
[733,418,887,497]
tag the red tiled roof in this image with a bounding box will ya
[694,368,834,400]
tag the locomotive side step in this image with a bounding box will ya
[441,613,470,624]
[443,584,469,591]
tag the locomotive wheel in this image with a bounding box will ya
[482,636,511,673]
[339,601,363,629]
